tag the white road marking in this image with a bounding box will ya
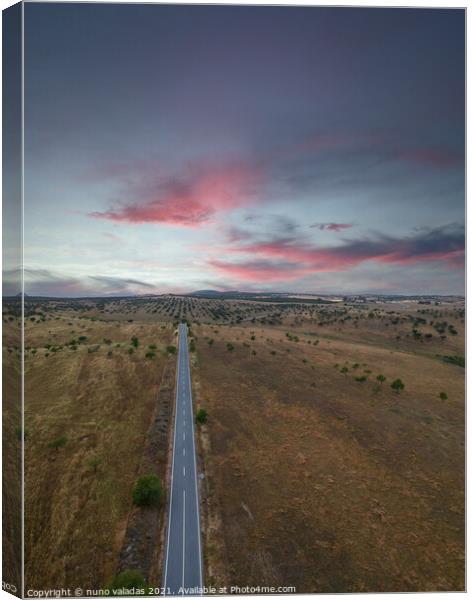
[164,324,181,592]
[183,466,186,477]
[182,490,186,593]
[183,432,186,441]
[183,448,186,456]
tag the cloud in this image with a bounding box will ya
[401,147,463,168]
[20,268,160,297]
[208,259,312,282]
[209,224,464,283]
[89,161,261,227]
[310,222,354,232]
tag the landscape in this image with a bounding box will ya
[2,2,465,597]
[2,291,465,592]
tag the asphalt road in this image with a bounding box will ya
[163,323,203,596]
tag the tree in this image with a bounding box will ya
[48,436,67,450]
[439,392,448,401]
[376,374,386,384]
[196,408,208,424]
[166,345,177,355]
[107,570,147,595]
[132,474,162,507]
[391,379,405,393]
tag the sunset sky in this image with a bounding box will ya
[20,4,465,297]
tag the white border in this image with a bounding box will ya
[0,2,467,600]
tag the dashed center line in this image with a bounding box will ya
[183,466,186,477]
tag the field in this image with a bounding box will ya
[190,297,465,592]
[4,299,176,591]
[2,293,465,593]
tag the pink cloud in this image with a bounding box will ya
[89,163,261,227]
[209,259,312,282]
[209,225,464,282]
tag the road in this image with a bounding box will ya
[163,323,203,596]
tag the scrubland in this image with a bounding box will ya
[2,294,465,592]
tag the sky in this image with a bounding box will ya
[17,3,465,297]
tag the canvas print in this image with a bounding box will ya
[2,2,465,597]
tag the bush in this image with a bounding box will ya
[196,408,208,424]
[132,474,162,507]
[128,347,134,355]
[145,351,156,359]
[189,339,196,352]
[439,392,448,401]
[87,457,101,473]
[391,379,405,393]
[442,355,465,368]
[376,374,386,384]
[166,345,177,355]
[15,426,28,442]
[107,570,147,595]
[131,337,139,348]
[48,436,67,450]
[226,343,234,352]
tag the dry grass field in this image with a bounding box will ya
[2,308,22,592]
[191,299,465,592]
[2,301,175,591]
[2,294,465,593]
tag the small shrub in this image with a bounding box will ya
[48,436,67,450]
[145,351,156,359]
[196,408,208,424]
[376,374,386,384]
[15,426,28,442]
[439,392,448,401]
[442,355,465,368]
[132,474,162,507]
[226,343,234,352]
[131,337,139,348]
[107,570,147,595]
[128,347,134,355]
[166,345,177,355]
[391,378,405,393]
[87,457,101,473]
